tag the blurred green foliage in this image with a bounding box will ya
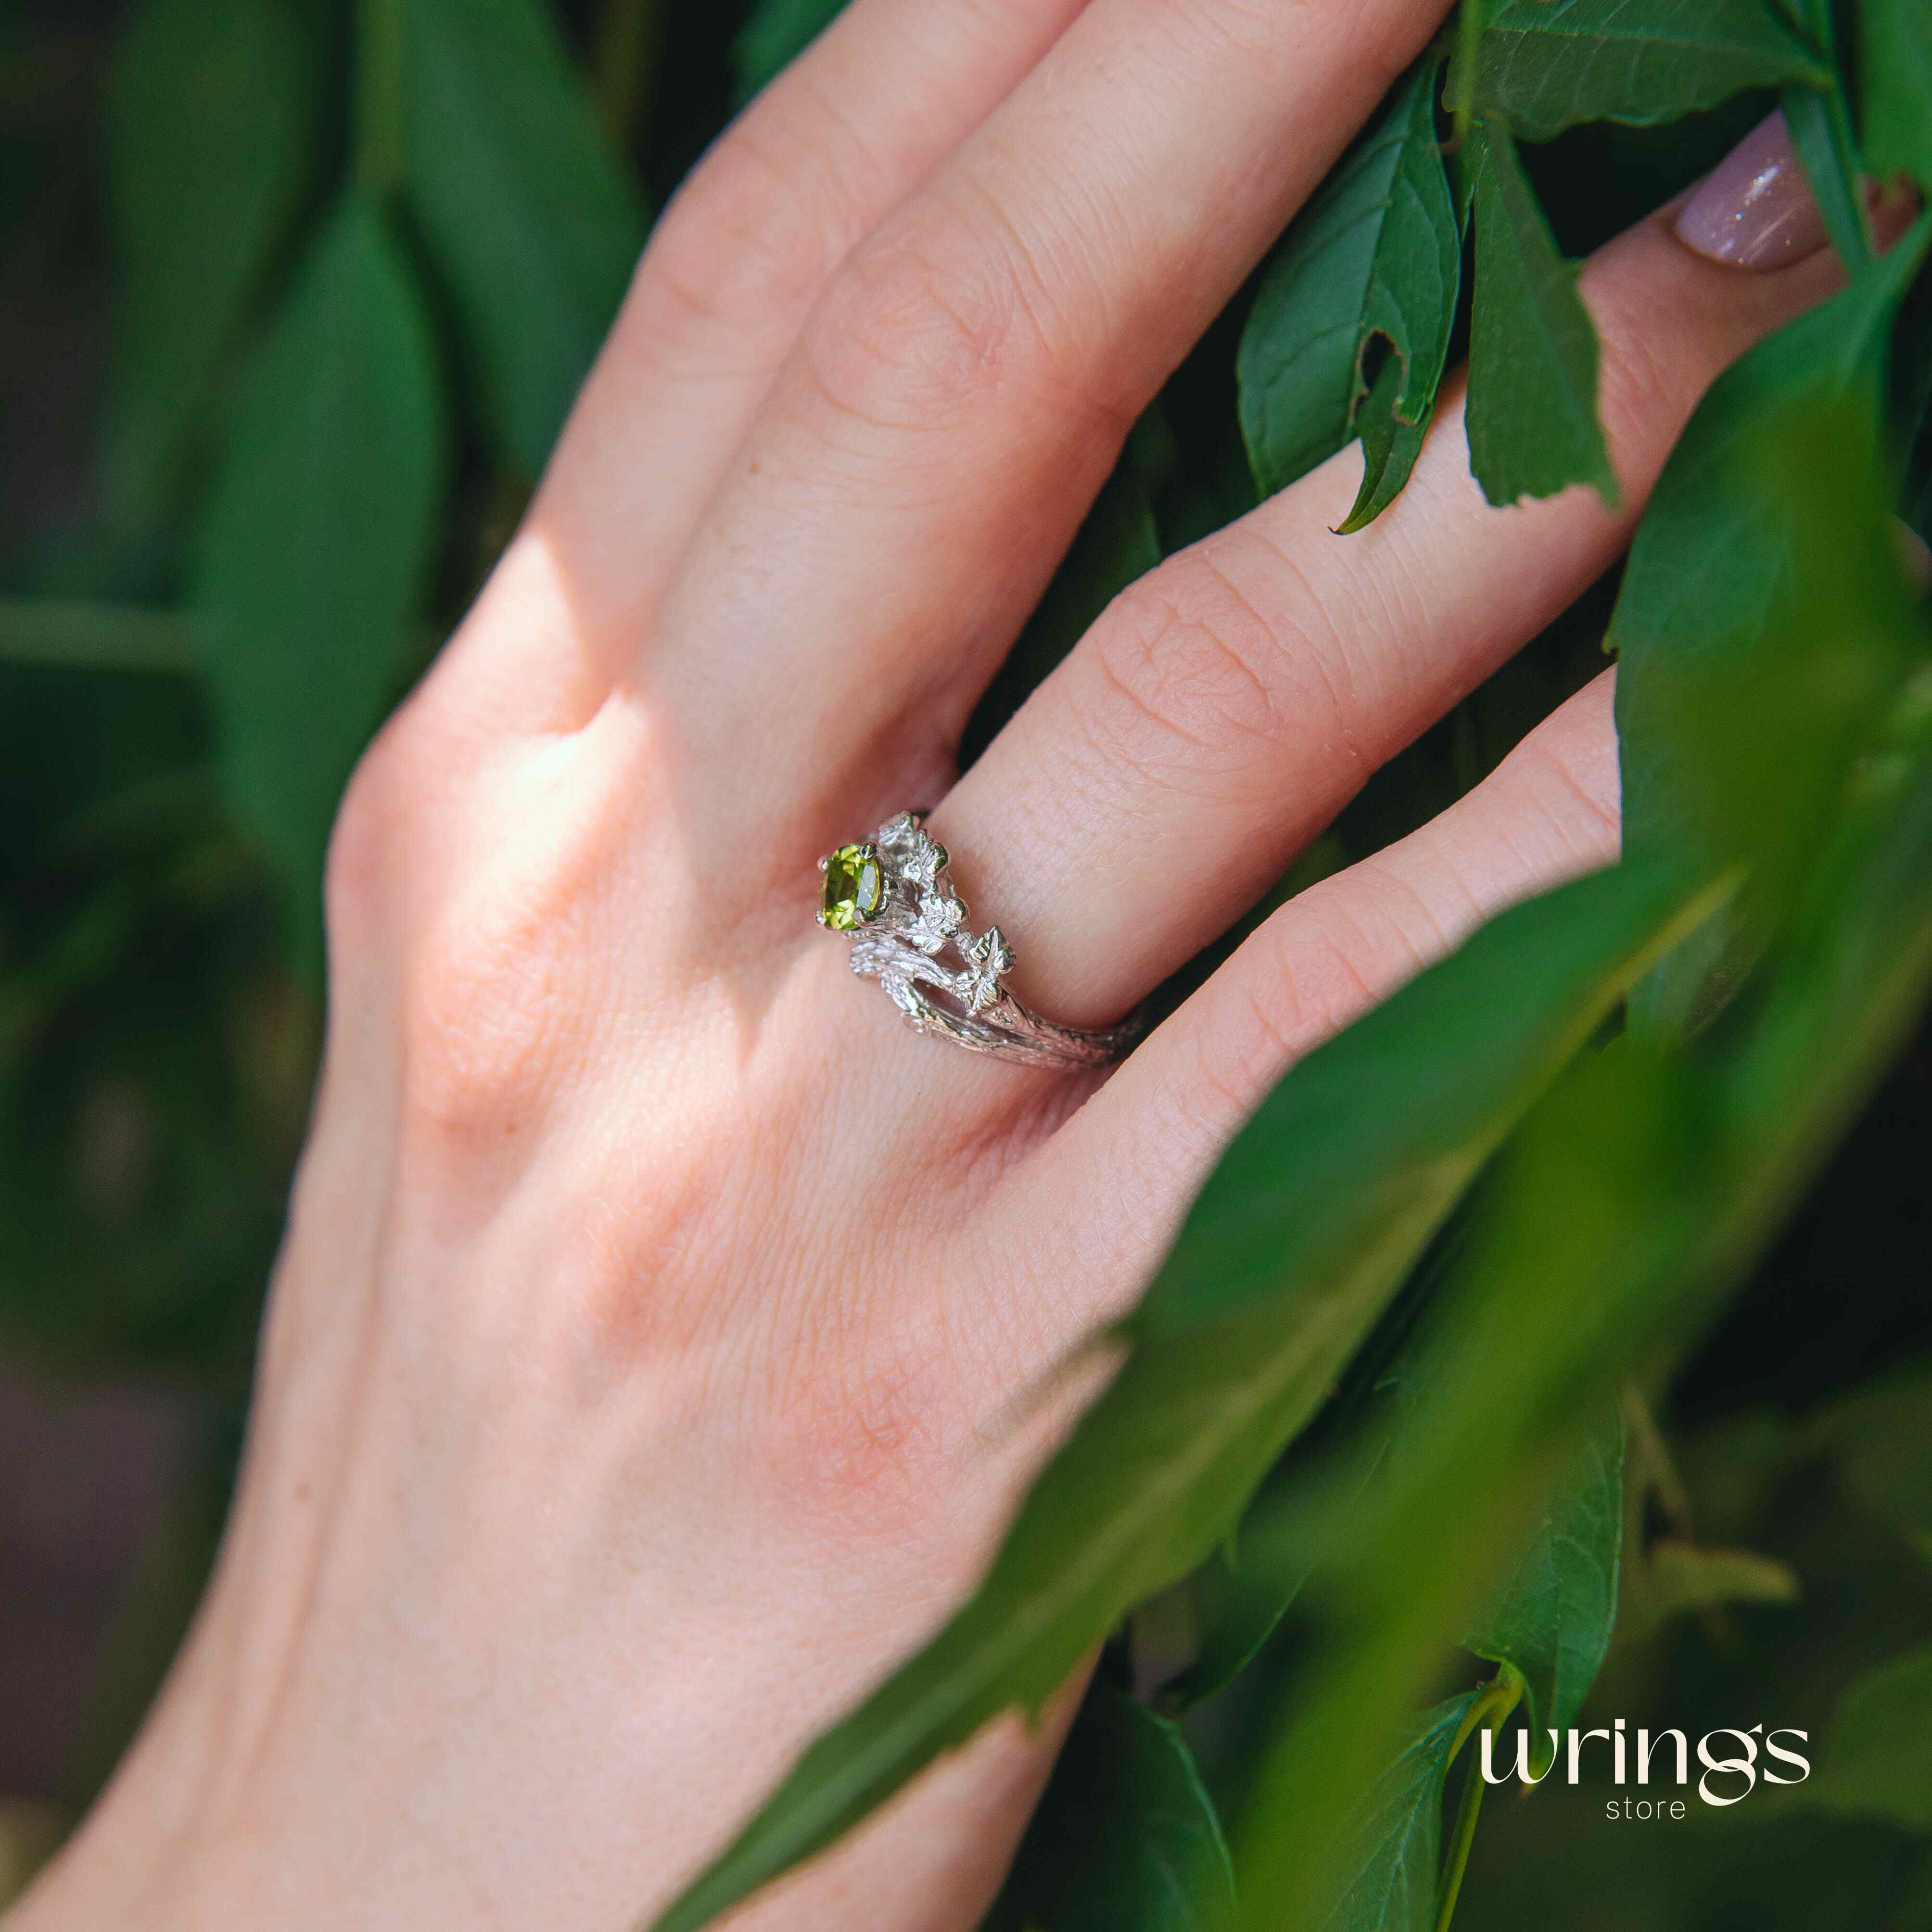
[2,1,1932,1929]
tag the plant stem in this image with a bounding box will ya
[1436,1666,1523,1932]
[594,0,664,158]
[1449,0,1484,147]
[1434,1743,1490,1932]
[1777,0,1871,270]
[356,0,407,199]
[1782,83,1872,272]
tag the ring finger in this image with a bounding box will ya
[925,147,1845,1032]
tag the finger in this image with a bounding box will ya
[479,0,1093,715]
[641,0,1449,836]
[999,669,1623,1344]
[928,138,1844,1030]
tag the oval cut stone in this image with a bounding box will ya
[820,843,885,930]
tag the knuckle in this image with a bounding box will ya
[1229,889,1404,1073]
[389,784,623,1158]
[1081,551,1311,790]
[1540,737,1624,860]
[796,199,1068,437]
[631,124,852,354]
[396,887,581,1154]
[397,926,553,1151]
[1249,908,1372,1053]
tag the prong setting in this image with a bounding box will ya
[816,812,1138,1068]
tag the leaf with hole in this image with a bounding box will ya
[1237,58,1459,515]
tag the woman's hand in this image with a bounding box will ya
[11,1,1843,1927]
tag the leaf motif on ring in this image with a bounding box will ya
[900,831,949,890]
[960,926,1015,1014]
[902,894,965,954]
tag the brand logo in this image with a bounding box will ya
[1479,1721,1811,1819]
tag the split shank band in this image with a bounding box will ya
[816,813,1139,1070]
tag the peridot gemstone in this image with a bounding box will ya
[820,843,885,930]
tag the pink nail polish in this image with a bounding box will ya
[1675,111,1830,272]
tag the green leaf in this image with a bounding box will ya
[1461,1410,1623,1750]
[1807,1642,1932,1830]
[403,0,645,479]
[1457,0,1829,143]
[1778,0,1869,272]
[1155,1548,1292,1717]
[102,0,316,527]
[1230,401,1932,1932]
[1236,878,1932,1922]
[732,0,849,102]
[1633,1539,1799,1620]
[1317,1693,1477,1932]
[1806,1360,1932,1563]
[1781,85,1869,269]
[1864,0,1932,194]
[0,600,197,676]
[1155,1437,1387,1715]
[986,1676,1235,1932]
[1465,116,1618,510]
[1155,1236,1469,1717]
[1611,224,1932,948]
[645,857,1710,1932]
[1238,59,1459,510]
[1336,352,1433,536]
[194,191,446,968]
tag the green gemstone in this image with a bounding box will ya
[820,843,885,930]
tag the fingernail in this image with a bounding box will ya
[1676,111,1829,272]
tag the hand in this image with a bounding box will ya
[9,2,1843,1926]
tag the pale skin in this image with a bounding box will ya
[8,0,1854,1927]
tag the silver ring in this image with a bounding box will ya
[816,813,1139,1069]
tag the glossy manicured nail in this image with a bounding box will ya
[1676,111,1829,272]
